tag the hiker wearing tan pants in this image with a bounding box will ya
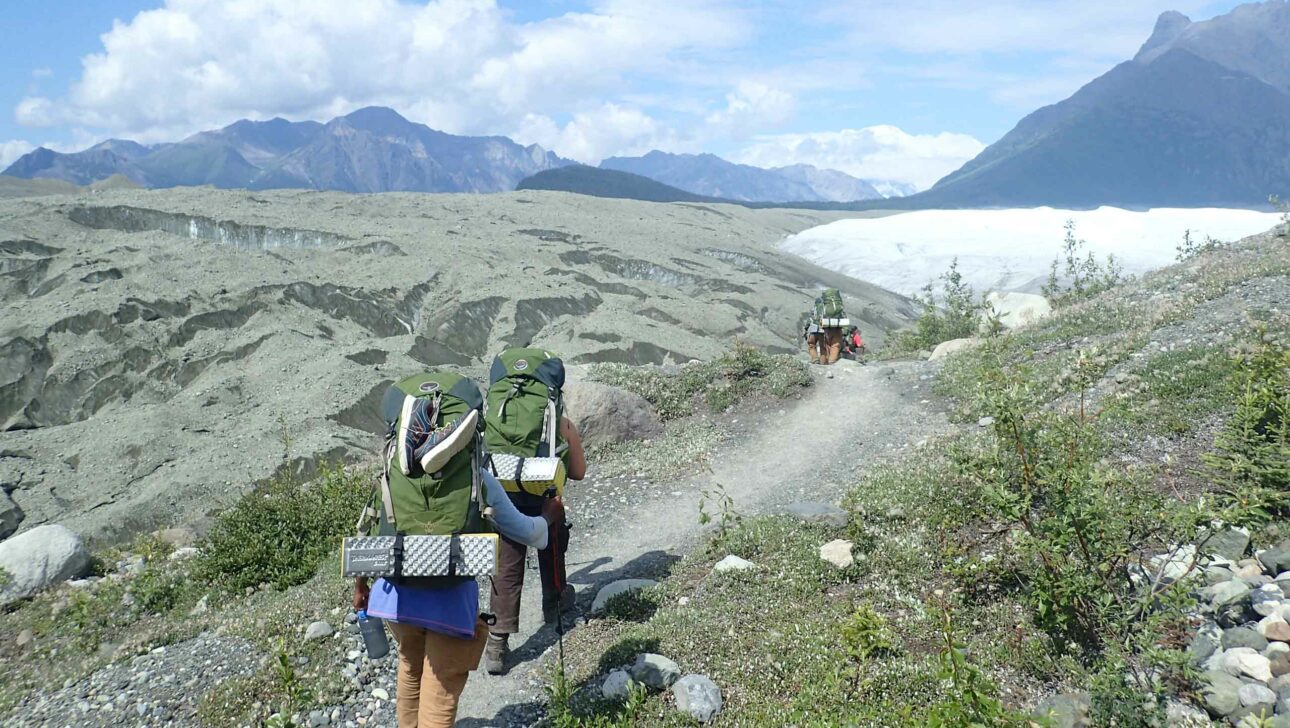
[387,619,489,728]
[822,327,843,364]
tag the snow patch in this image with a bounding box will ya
[780,207,1283,296]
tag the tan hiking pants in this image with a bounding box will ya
[822,328,843,364]
[806,333,822,363]
[388,618,489,728]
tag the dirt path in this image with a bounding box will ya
[454,357,952,726]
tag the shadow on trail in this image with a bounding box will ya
[506,547,680,667]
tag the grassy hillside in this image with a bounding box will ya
[551,226,1289,725]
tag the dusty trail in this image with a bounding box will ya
[454,357,951,726]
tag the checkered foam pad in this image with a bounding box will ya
[341,534,498,578]
[490,453,566,497]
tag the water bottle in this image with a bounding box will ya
[357,610,389,659]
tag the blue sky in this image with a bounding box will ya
[1,0,1249,188]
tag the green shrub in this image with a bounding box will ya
[924,594,1035,727]
[1203,324,1290,496]
[195,464,369,592]
[839,603,897,662]
[1175,229,1228,263]
[1041,220,1123,307]
[887,258,984,353]
[591,341,810,420]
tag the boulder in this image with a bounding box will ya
[1032,692,1091,727]
[671,674,722,722]
[561,381,663,449]
[1225,627,1269,652]
[819,540,854,569]
[1240,683,1277,707]
[1252,585,1285,616]
[781,502,848,528]
[1202,525,1251,562]
[1189,621,1222,665]
[928,338,977,361]
[1207,580,1252,609]
[712,555,756,574]
[1163,699,1210,727]
[984,291,1052,329]
[629,653,681,689]
[304,620,333,641]
[600,670,636,701]
[591,579,659,615]
[1261,615,1290,643]
[1204,670,1244,717]
[1220,648,1273,682]
[0,524,90,605]
[1261,544,1290,576]
[0,492,23,540]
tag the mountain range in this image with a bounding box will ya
[3,107,570,193]
[908,2,1290,208]
[599,151,885,202]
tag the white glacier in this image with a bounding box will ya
[779,207,1284,297]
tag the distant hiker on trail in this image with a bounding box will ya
[481,347,586,675]
[813,288,849,365]
[803,317,824,364]
[348,373,566,728]
[841,325,866,363]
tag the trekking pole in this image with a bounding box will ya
[546,491,567,677]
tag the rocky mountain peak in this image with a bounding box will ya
[1135,10,1192,59]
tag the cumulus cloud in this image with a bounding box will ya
[0,140,35,168]
[17,0,749,145]
[704,81,796,138]
[515,104,692,163]
[732,126,985,191]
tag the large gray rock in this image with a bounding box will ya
[1223,626,1269,652]
[928,338,977,361]
[562,380,663,449]
[600,670,636,701]
[1203,670,1243,717]
[1032,692,1091,727]
[984,291,1051,329]
[819,539,854,569]
[1202,525,1251,562]
[671,674,722,722]
[591,579,659,615]
[782,502,848,528]
[0,492,23,540]
[1261,544,1290,576]
[630,653,681,689]
[0,524,90,605]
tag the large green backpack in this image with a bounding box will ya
[484,347,566,495]
[815,288,846,319]
[365,372,491,547]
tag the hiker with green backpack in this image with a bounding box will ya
[481,347,587,675]
[347,372,566,728]
[813,288,849,365]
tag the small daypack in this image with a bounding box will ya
[484,347,567,497]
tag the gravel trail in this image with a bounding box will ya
[454,357,951,726]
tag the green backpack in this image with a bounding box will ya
[816,288,846,319]
[484,347,566,495]
[363,372,491,550]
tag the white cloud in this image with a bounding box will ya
[732,126,985,191]
[704,80,796,138]
[515,104,691,163]
[17,0,749,144]
[0,140,35,168]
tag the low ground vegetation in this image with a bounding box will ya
[590,341,811,421]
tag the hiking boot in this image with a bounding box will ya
[542,584,576,625]
[415,409,478,474]
[484,633,509,675]
[396,395,435,475]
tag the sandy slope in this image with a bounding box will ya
[454,357,951,725]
